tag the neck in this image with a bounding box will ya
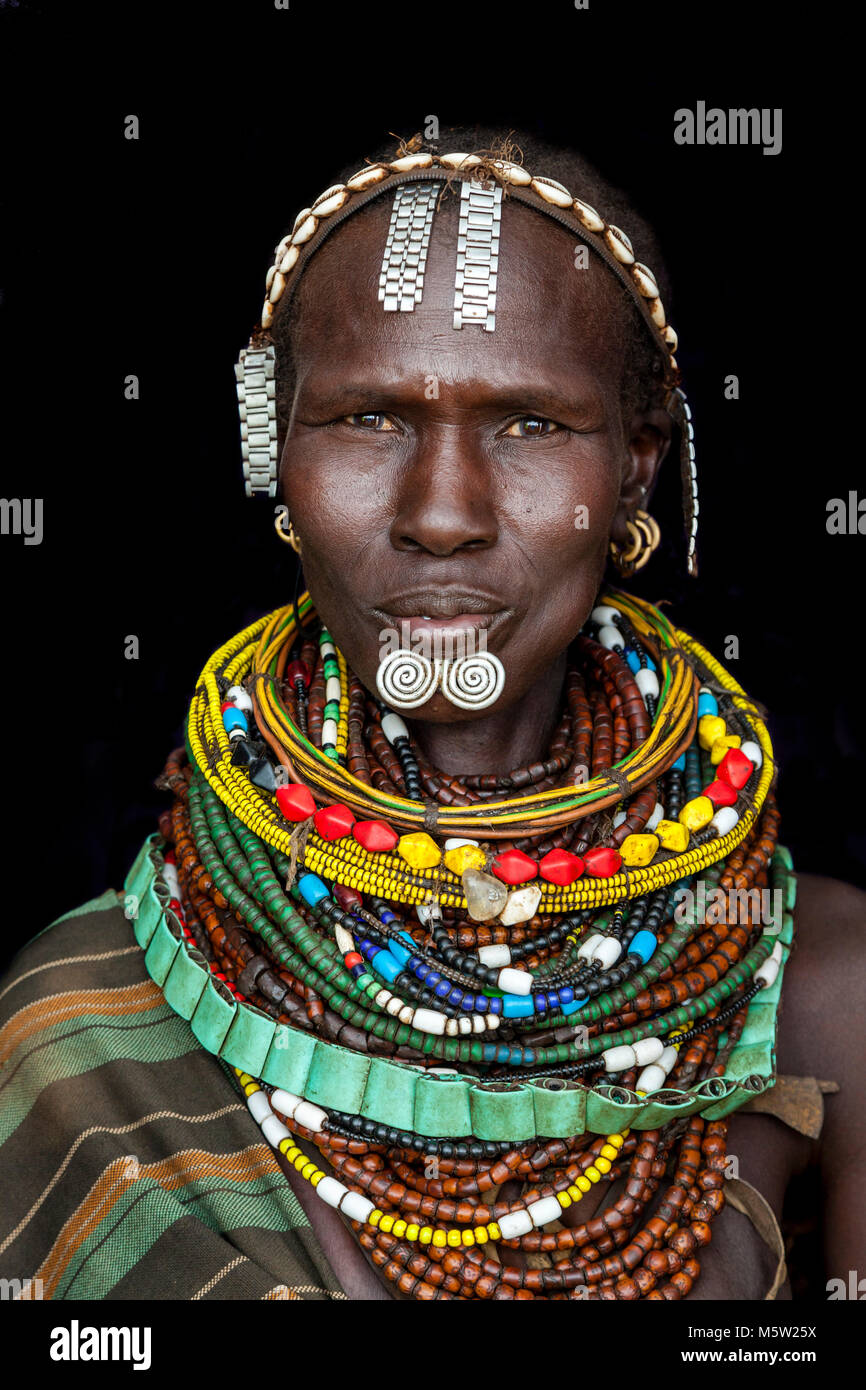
[407,652,568,777]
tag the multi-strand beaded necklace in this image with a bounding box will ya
[140,587,793,1300]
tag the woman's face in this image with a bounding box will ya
[279,193,668,719]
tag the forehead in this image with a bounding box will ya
[288,188,629,391]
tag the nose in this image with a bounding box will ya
[389,432,499,556]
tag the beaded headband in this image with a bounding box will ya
[235,151,699,576]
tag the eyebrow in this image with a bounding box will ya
[297,377,606,420]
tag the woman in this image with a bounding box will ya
[2,127,864,1303]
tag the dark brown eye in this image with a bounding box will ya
[505,416,559,438]
[344,413,397,431]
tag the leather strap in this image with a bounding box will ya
[740,1074,839,1140]
[725,1177,788,1300]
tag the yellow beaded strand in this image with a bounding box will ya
[336,649,350,760]
[196,592,698,825]
[237,1072,628,1246]
[187,600,775,911]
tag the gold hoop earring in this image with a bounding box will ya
[609,509,661,576]
[275,511,302,555]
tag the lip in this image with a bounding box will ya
[371,591,516,655]
[379,613,499,636]
[374,591,509,620]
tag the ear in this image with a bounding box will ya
[609,408,673,546]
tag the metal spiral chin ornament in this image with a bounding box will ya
[440,652,506,710]
[375,649,441,710]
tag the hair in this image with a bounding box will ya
[268,124,673,439]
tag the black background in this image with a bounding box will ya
[0,2,860,977]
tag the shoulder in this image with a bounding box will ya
[783,870,866,1014]
[791,871,866,943]
[774,870,866,1106]
[0,890,166,1076]
[0,890,142,1022]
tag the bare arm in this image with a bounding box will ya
[778,873,866,1285]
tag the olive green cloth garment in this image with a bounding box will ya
[0,892,347,1301]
